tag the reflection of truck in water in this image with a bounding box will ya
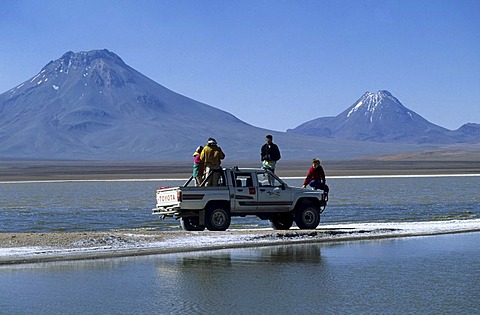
[153,167,329,231]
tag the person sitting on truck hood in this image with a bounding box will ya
[302,158,329,192]
[200,138,225,186]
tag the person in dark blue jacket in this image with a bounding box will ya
[260,134,281,173]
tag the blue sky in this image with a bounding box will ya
[1,0,479,131]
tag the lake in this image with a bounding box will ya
[1,175,479,232]
[1,175,479,314]
[0,232,479,314]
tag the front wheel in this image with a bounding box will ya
[295,205,320,229]
[205,205,231,231]
[270,213,294,230]
[180,217,205,231]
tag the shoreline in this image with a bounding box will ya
[1,220,480,265]
[1,159,480,182]
[2,173,480,185]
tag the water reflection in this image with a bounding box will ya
[1,234,480,314]
[175,244,323,268]
[152,245,327,314]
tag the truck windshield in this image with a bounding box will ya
[257,171,284,188]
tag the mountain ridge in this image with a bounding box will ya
[0,50,478,161]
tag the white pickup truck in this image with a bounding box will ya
[153,167,328,231]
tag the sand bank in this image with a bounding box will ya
[1,219,479,265]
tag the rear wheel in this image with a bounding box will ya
[295,205,320,229]
[180,217,205,231]
[205,205,231,231]
[270,213,294,230]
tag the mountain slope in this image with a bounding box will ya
[288,90,476,144]
[0,50,267,160]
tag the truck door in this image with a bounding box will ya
[256,171,292,212]
[231,172,257,212]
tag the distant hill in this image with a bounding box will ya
[362,148,480,161]
[287,90,480,144]
[0,50,477,162]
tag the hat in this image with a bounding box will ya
[207,137,217,145]
[312,158,321,164]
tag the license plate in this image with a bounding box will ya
[157,191,178,205]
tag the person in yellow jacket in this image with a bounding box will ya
[200,137,225,186]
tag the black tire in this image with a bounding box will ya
[180,217,205,231]
[270,213,294,230]
[295,205,320,229]
[205,205,231,231]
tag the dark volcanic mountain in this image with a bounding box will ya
[288,90,479,144]
[0,50,269,160]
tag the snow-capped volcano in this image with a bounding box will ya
[288,90,468,143]
[346,90,411,122]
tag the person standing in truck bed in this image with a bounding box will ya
[260,134,281,173]
[200,137,225,186]
[192,146,204,186]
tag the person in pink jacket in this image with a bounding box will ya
[192,146,204,186]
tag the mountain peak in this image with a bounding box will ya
[57,49,125,66]
[346,90,405,120]
[364,90,394,98]
[42,49,127,75]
